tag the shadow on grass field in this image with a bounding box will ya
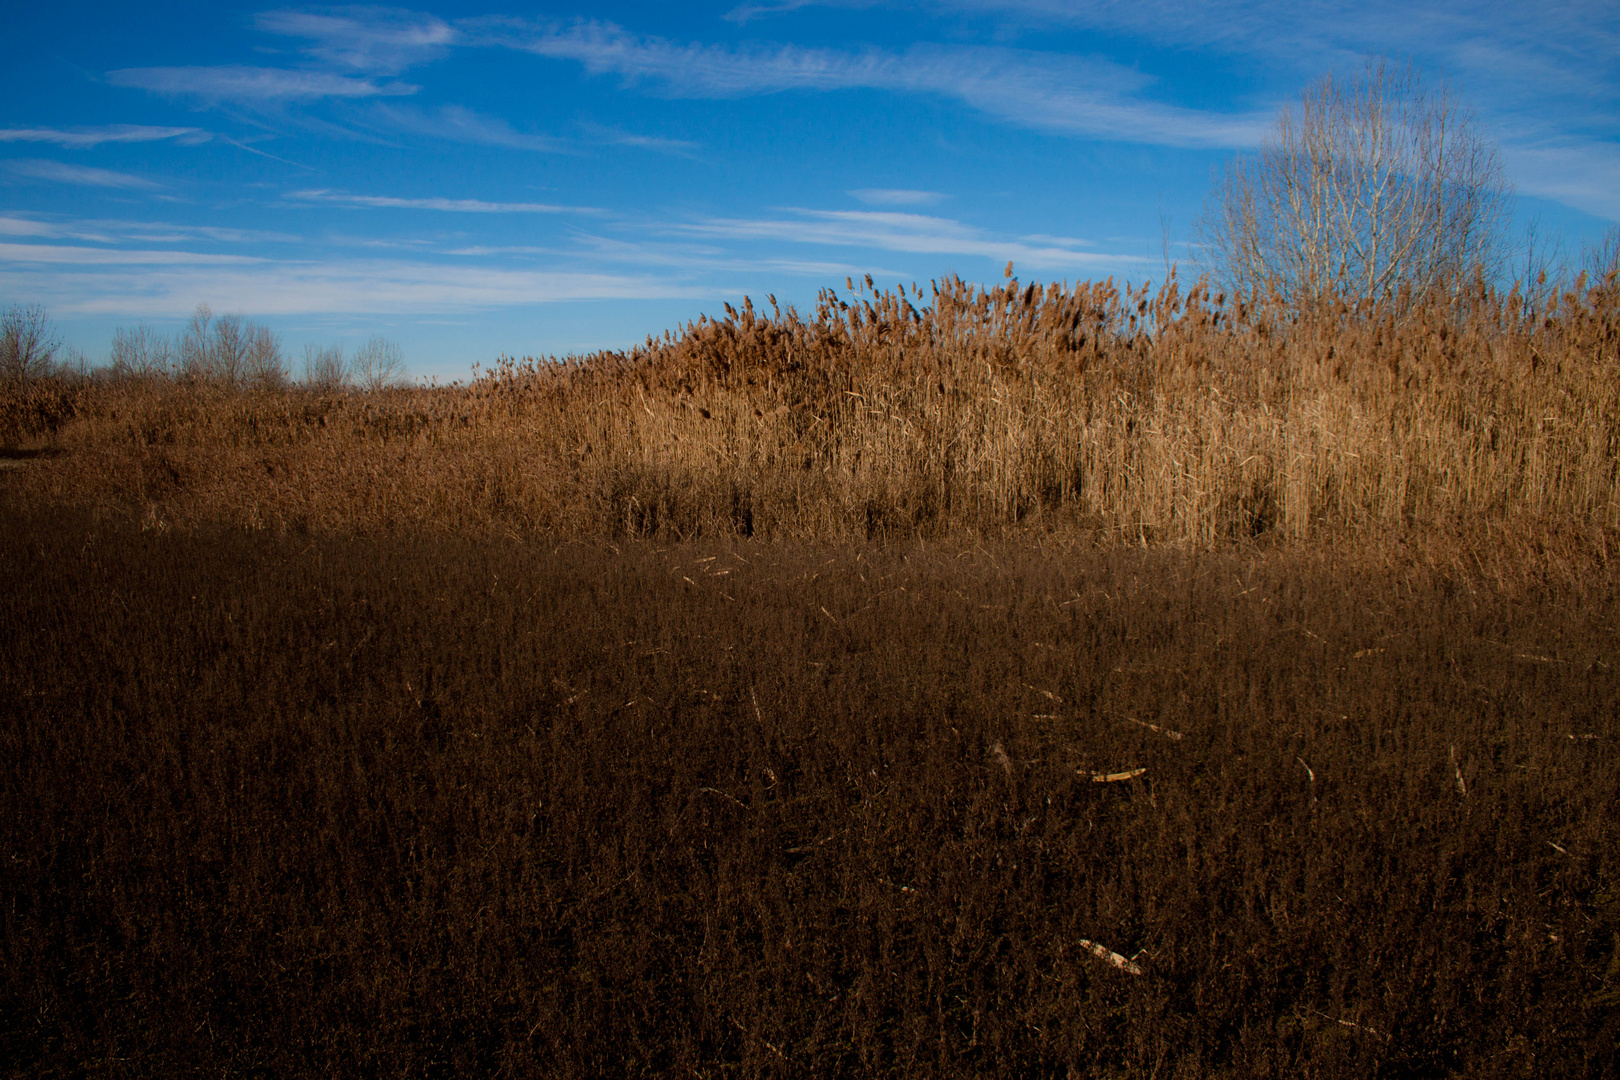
[1,506,1616,1077]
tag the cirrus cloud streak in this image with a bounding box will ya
[674,208,1149,272]
[107,65,419,103]
[0,124,210,148]
[495,20,1269,148]
[0,257,708,317]
[287,189,598,214]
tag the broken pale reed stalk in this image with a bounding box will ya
[1077,939,1144,976]
[1089,768,1147,783]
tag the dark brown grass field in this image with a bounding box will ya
[2,505,1616,1078]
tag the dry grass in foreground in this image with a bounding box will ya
[2,507,1616,1078]
[3,272,1617,548]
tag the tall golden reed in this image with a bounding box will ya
[5,270,1617,545]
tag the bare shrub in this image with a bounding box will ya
[352,335,407,391]
[1197,58,1510,311]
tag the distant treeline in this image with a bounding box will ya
[1,302,407,393]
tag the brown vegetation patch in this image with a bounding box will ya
[2,507,1616,1077]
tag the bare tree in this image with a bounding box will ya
[210,314,250,388]
[244,323,287,390]
[1,304,61,381]
[302,343,350,392]
[352,335,407,392]
[177,303,284,388]
[1197,58,1510,311]
[179,303,213,382]
[110,325,176,379]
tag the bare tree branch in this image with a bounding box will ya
[1197,58,1511,314]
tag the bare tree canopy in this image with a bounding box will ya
[176,303,286,389]
[302,343,350,392]
[1197,58,1511,310]
[110,325,175,379]
[352,336,407,392]
[1,304,61,382]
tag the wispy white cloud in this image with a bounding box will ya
[0,214,300,246]
[0,209,916,319]
[95,11,1264,152]
[0,242,259,266]
[442,245,563,257]
[989,0,1620,125]
[850,188,947,206]
[287,189,597,214]
[107,65,418,102]
[541,231,910,280]
[494,21,1268,148]
[1501,142,1620,222]
[0,215,65,238]
[0,124,209,148]
[577,121,702,155]
[723,0,830,24]
[256,7,458,74]
[4,159,163,190]
[674,208,1148,271]
[115,222,305,245]
[448,234,894,281]
[0,257,708,316]
[364,103,567,151]
[871,0,1620,135]
[755,0,1619,76]
[720,1,1620,220]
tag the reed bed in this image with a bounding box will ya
[2,510,1616,1077]
[3,272,1618,547]
[5,272,1618,1077]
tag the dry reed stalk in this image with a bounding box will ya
[1089,768,1147,783]
[1128,718,1183,740]
[1306,1009,1390,1040]
[1076,939,1145,976]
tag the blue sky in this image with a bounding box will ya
[3,1,1616,381]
